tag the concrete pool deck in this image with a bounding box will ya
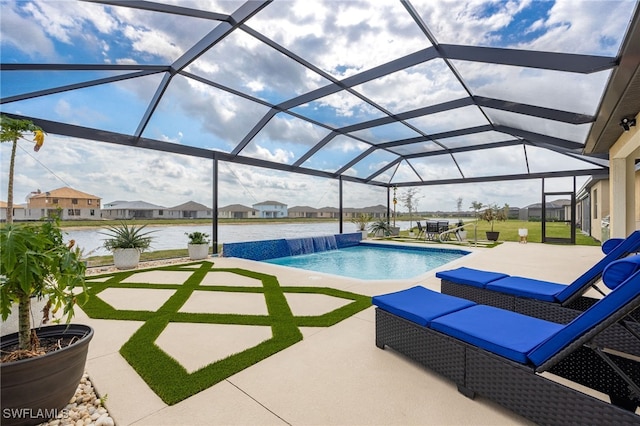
[76,240,614,425]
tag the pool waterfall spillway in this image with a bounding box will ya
[222,233,359,261]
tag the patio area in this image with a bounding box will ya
[76,240,624,425]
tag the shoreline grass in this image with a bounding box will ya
[84,219,600,267]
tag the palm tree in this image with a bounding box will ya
[469,201,484,242]
[0,115,45,223]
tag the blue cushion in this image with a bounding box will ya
[436,267,509,288]
[430,305,564,364]
[486,277,565,302]
[602,238,624,254]
[372,286,476,327]
[602,255,640,290]
[555,230,640,302]
[528,270,640,367]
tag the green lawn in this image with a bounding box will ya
[473,220,599,245]
[402,219,600,246]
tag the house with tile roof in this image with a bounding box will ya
[26,187,101,220]
[519,200,571,222]
[252,201,287,218]
[101,200,165,220]
[218,204,259,219]
[0,201,27,221]
[288,206,318,218]
[166,201,213,219]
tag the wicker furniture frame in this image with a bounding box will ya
[440,279,640,356]
[375,307,640,425]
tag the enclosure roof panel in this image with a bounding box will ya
[2,0,639,186]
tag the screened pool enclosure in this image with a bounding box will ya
[1,0,639,249]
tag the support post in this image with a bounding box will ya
[339,176,343,234]
[541,178,546,243]
[212,158,219,254]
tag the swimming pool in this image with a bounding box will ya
[263,243,469,280]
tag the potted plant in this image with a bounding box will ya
[481,203,507,241]
[369,219,392,238]
[350,213,372,239]
[0,219,92,426]
[101,222,155,269]
[455,219,467,241]
[185,231,210,260]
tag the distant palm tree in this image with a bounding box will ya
[0,115,45,223]
[469,201,484,242]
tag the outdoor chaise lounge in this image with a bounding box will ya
[436,230,640,355]
[373,261,640,425]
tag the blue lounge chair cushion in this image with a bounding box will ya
[602,255,640,290]
[528,270,640,367]
[602,238,624,254]
[430,305,564,364]
[486,277,564,302]
[372,286,476,327]
[435,267,508,288]
[555,230,640,302]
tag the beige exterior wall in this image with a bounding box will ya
[609,114,640,238]
[27,190,101,220]
[29,197,99,210]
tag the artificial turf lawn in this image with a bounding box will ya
[82,261,372,404]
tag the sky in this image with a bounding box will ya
[1,0,637,211]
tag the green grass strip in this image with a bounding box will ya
[83,262,369,405]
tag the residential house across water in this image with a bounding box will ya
[218,204,259,219]
[0,187,101,221]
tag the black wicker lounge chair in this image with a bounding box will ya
[373,265,640,425]
[415,221,425,239]
[437,231,640,355]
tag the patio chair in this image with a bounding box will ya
[415,221,425,240]
[437,220,450,240]
[425,221,439,240]
[436,231,640,355]
[373,264,640,425]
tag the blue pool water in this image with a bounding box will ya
[263,243,468,280]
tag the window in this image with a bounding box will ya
[68,209,74,216]
[72,199,78,205]
[593,189,598,219]
[53,198,59,204]
[88,199,92,205]
[90,209,95,216]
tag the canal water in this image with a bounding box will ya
[65,220,425,256]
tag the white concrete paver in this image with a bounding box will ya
[155,322,273,373]
[79,242,606,425]
[179,290,269,315]
[98,287,175,311]
[120,270,194,284]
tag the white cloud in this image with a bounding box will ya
[524,0,635,55]
[0,0,616,215]
[244,144,294,163]
[122,25,182,62]
[0,2,57,59]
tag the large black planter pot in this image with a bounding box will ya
[1,324,94,426]
[486,231,500,241]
